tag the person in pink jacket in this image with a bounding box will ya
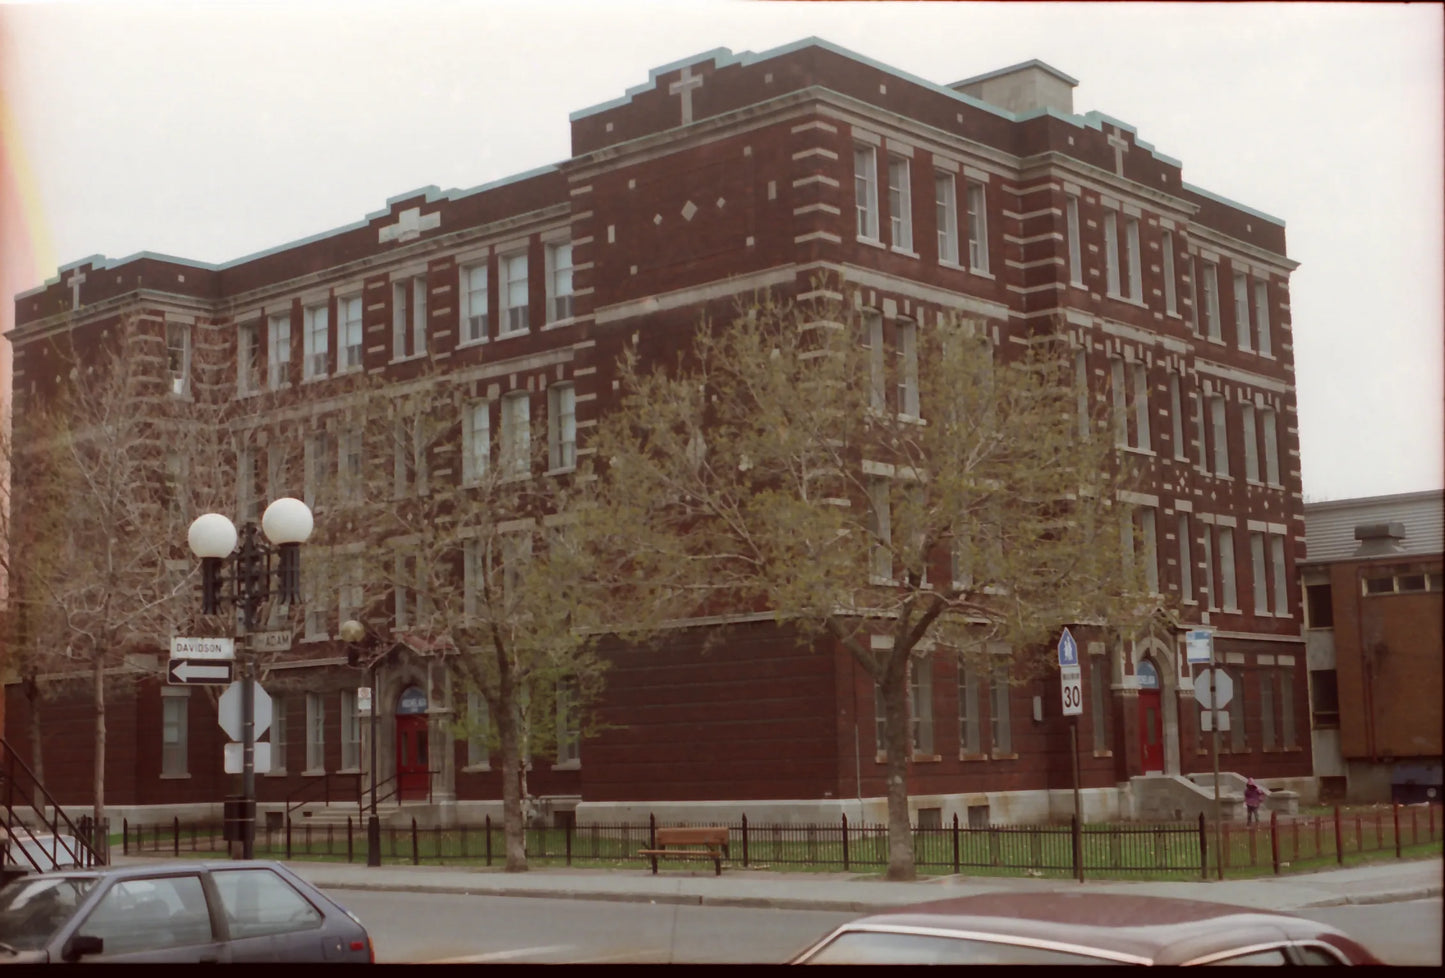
[1244,778,1263,824]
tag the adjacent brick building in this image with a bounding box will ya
[5,39,1313,826]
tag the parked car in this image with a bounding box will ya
[0,860,374,963]
[788,891,1381,965]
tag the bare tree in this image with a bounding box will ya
[588,283,1158,880]
[314,362,634,871]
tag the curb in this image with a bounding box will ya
[1299,885,1444,909]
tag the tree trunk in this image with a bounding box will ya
[92,656,106,826]
[495,649,527,872]
[26,680,45,786]
[881,659,916,881]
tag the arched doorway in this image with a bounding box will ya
[1137,659,1164,773]
[395,686,429,801]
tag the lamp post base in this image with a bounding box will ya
[366,815,381,867]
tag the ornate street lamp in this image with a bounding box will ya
[340,618,382,868]
[188,497,313,859]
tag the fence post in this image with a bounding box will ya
[286,817,293,861]
[347,818,354,863]
[122,818,128,856]
[174,816,180,857]
[1270,811,1280,874]
[1071,814,1083,882]
[1222,820,1231,876]
[565,815,573,867]
[951,813,959,875]
[1198,813,1208,879]
[485,814,492,867]
[1393,804,1401,858]
[411,818,419,866]
[742,813,750,869]
[1334,806,1344,865]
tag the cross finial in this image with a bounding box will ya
[669,65,704,126]
[66,267,88,309]
[1107,132,1129,176]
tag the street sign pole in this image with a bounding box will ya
[241,628,255,861]
[1211,648,1222,881]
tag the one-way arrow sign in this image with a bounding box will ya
[168,658,234,685]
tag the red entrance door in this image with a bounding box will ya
[1137,657,1164,773]
[395,714,429,801]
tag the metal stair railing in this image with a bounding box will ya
[1,736,107,872]
[283,770,364,821]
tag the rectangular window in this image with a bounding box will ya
[548,383,577,470]
[548,242,574,322]
[1280,668,1295,747]
[1251,531,1269,616]
[1260,671,1277,749]
[340,296,363,370]
[1202,262,1222,341]
[1309,669,1339,727]
[1218,526,1238,611]
[161,692,188,777]
[338,429,363,502]
[501,532,532,606]
[910,655,933,755]
[1066,195,1083,286]
[1270,535,1289,616]
[268,313,291,389]
[392,276,427,358]
[1169,375,1185,459]
[958,659,982,755]
[393,550,414,630]
[304,553,329,639]
[1202,524,1217,611]
[1191,391,1207,471]
[238,446,259,523]
[1161,229,1177,314]
[896,320,919,417]
[556,679,581,765]
[305,692,325,772]
[340,690,361,770]
[304,432,330,510]
[1141,507,1159,594]
[887,157,912,252]
[1178,513,1194,602]
[166,322,191,396]
[1210,395,1230,477]
[266,445,287,505]
[867,476,892,580]
[304,303,329,380]
[1254,279,1272,356]
[990,660,1012,755]
[1262,409,1280,486]
[463,400,490,484]
[1131,362,1151,452]
[1242,405,1259,482]
[466,691,490,767]
[461,263,489,343]
[338,562,362,630]
[1187,256,1200,335]
[1233,271,1253,351]
[463,538,484,619]
[238,321,261,394]
[501,391,530,476]
[1228,667,1245,751]
[1090,655,1110,752]
[1074,350,1090,440]
[935,172,958,264]
[1305,583,1334,628]
[1103,212,1120,295]
[503,252,529,334]
[1110,358,1127,447]
[965,182,988,272]
[1125,217,1142,301]
[271,696,287,774]
[854,145,879,240]
[864,310,885,411]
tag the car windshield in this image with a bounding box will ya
[0,876,99,952]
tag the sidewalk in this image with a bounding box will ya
[109,851,1443,914]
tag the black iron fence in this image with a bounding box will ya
[117,803,1440,880]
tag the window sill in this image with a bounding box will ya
[911,754,942,763]
[1222,605,1241,614]
[552,760,581,772]
[939,258,966,272]
[545,465,578,477]
[263,769,289,778]
[387,353,428,366]
[959,753,989,762]
[1092,750,1113,758]
[1181,598,1199,606]
[857,235,887,250]
[890,246,920,259]
[461,764,492,774]
[336,767,362,776]
[301,634,330,644]
[302,769,328,777]
[160,773,191,780]
[968,266,994,280]
[541,315,579,332]
[991,752,1019,761]
[457,337,489,350]
[1120,446,1157,458]
[302,373,330,385]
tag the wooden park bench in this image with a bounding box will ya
[639,826,730,876]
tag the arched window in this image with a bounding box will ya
[1136,658,1160,689]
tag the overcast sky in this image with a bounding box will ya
[2,0,1440,503]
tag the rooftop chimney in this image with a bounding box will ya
[950,59,1078,115]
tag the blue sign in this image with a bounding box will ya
[1057,628,1078,667]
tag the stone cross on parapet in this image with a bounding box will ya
[379,206,441,245]
[1107,132,1129,176]
[669,65,704,126]
[66,267,87,309]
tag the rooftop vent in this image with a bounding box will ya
[1354,522,1408,557]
